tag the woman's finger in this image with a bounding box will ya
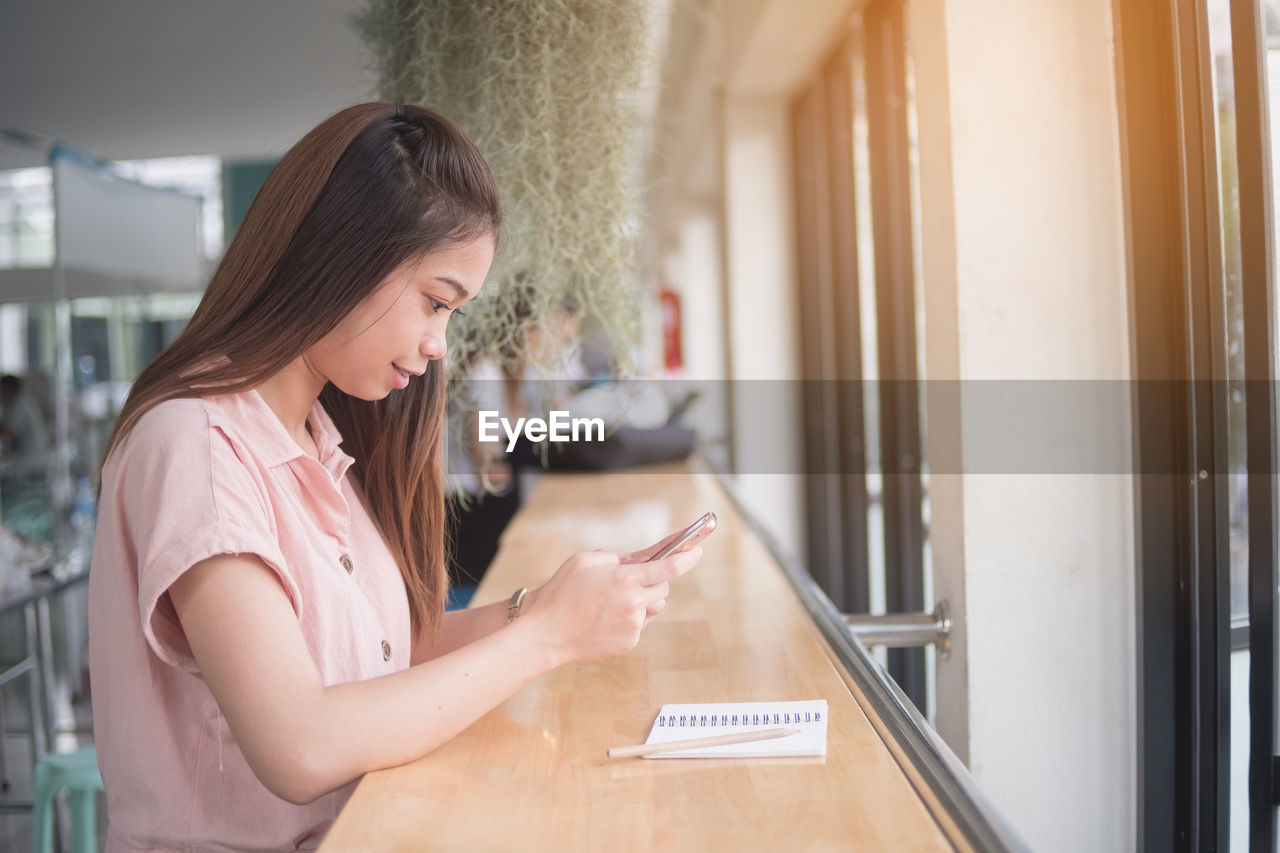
[638,580,670,604]
[621,529,685,564]
[567,550,621,570]
[628,547,701,585]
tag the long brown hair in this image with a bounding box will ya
[102,102,503,640]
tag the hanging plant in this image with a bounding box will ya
[356,0,649,379]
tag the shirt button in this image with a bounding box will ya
[381,640,392,661]
[339,554,354,574]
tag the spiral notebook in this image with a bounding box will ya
[641,699,828,759]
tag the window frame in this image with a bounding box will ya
[1117,0,1243,848]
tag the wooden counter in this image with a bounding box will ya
[321,465,954,852]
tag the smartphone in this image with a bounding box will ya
[648,512,717,561]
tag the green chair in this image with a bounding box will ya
[32,746,102,853]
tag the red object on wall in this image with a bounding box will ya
[659,286,683,372]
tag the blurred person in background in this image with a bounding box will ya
[0,373,48,456]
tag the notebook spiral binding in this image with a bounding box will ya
[655,710,822,727]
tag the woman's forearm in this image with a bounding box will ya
[299,610,561,802]
[418,587,544,663]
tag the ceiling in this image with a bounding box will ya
[0,0,377,169]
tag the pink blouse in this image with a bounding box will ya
[88,388,412,851]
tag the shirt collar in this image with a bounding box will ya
[305,396,355,481]
[203,387,355,479]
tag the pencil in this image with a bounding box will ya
[606,726,800,759]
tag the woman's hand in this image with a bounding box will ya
[524,544,702,666]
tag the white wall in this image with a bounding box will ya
[712,0,849,567]
[911,1,1136,851]
[721,96,806,558]
[667,207,726,382]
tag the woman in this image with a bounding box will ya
[87,102,700,851]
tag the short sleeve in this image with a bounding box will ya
[107,400,300,673]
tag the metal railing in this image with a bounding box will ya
[713,469,1029,853]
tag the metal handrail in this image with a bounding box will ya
[711,468,1030,853]
[844,601,953,657]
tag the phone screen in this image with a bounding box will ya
[649,512,717,561]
